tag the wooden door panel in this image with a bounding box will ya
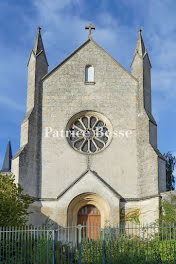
[77,205,101,240]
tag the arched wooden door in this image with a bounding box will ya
[77,205,101,239]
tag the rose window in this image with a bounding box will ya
[66,111,112,154]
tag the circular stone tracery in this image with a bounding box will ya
[66,111,112,154]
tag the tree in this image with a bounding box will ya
[164,152,176,191]
[0,172,34,226]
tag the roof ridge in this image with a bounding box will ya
[42,38,137,82]
[57,169,121,200]
[42,39,90,81]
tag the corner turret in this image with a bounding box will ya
[1,139,12,172]
[26,27,48,112]
[131,29,152,114]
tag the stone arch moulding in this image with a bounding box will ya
[56,170,120,226]
[67,192,110,228]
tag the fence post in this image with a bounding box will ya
[52,230,56,264]
[77,225,82,264]
[102,228,105,264]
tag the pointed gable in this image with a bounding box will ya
[57,170,121,200]
[42,39,137,82]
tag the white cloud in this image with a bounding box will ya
[30,0,176,120]
[0,96,25,112]
[31,0,135,70]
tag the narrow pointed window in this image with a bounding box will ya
[85,65,94,82]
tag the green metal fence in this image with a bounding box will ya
[0,224,176,263]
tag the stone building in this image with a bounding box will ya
[10,24,166,226]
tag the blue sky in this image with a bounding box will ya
[0,0,176,172]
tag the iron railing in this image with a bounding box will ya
[0,224,176,263]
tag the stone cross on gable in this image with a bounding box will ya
[85,22,95,40]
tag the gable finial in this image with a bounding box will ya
[37,26,41,33]
[134,28,146,56]
[32,26,45,56]
[85,22,95,40]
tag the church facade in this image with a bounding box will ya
[11,25,166,226]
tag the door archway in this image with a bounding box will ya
[77,205,101,226]
[67,192,110,228]
[77,205,101,239]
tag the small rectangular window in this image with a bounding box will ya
[85,65,94,82]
